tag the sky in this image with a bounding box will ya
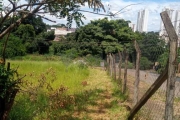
[3,0,180,32]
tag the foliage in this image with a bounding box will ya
[53,18,139,58]
[0,0,105,119]
[83,54,102,67]
[34,31,54,54]
[15,24,35,43]
[0,64,23,120]
[140,57,152,70]
[0,0,105,40]
[0,34,26,58]
[64,48,79,59]
[21,16,47,35]
[0,65,19,98]
[121,62,134,69]
[139,32,166,62]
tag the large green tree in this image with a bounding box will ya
[139,32,166,62]
[54,18,133,58]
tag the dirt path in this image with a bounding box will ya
[73,67,129,120]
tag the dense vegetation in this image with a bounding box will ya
[0,15,169,70]
[0,16,55,58]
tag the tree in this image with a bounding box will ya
[21,16,46,35]
[0,34,26,58]
[15,24,35,43]
[35,31,55,54]
[139,32,166,62]
[0,0,105,119]
[0,0,105,40]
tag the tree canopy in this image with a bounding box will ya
[0,0,105,39]
[53,18,141,58]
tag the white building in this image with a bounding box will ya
[54,28,76,41]
[174,10,180,35]
[159,7,174,38]
[136,9,149,32]
[128,23,136,32]
[174,10,180,47]
[47,27,56,32]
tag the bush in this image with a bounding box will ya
[64,48,79,59]
[0,34,26,58]
[157,50,168,73]
[121,62,134,69]
[83,54,102,67]
[140,57,152,70]
[0,64,23,120]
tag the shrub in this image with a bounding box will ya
[64,48,79,59]
[140,57,152,70]
[0,64,23,120]
[0,34,26,58]
[121,61,134,69]
[83,54,102,67]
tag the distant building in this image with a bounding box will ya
[174,10,180,35]
[174,10,180,47]
[136,9,149,32]
[159,7,174,44]
[47,27,56,32]
[128,23,136,32]
[54,27,76,41]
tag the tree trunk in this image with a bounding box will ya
[133,40,141,105]
[123,49,129,94]
[118,51,122,84]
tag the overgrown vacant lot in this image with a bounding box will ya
[8,60,129,120]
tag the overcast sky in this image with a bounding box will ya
[3,0,180,32]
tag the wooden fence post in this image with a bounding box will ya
[128,11,178,120]
[113,54,116,81]
[133,40,141,105]
[118,51,122,84]
[106,54,110,74]
[123,48,128,94]
[128,64,168,120]
[109,53,113,77]
[161,11,178,120]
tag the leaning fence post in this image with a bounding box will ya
[161,11,178,120]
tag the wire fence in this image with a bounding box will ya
[105,41,170,120]
[133,40,169,120]
[105,11,180,120]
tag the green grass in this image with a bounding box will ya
[8,60,90,119]
[8,60,89,94]
[7,57,128,120]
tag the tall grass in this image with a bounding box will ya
[8,60,89,119]
[9,60,89,94]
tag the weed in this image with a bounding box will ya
[8,61,90,119]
